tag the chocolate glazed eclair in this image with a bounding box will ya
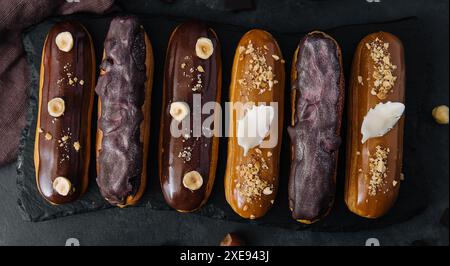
[288,31,345,224]
[159,22,221,212]
[96,16,154,207]
[225,30,285,219]
[34,22,95,204]
[345,32,405,218]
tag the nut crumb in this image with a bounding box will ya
[271,54,280,61]
[73,141,80,151]
[263,187,273,195]
[197,65,204,72]
[368,145,389,196]
[358,76,363,84]
[45,133,52,140]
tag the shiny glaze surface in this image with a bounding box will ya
[96,16,150,206]
[35,21,95,204]
[225,29,285,219]
[345,32,405,218]
[288,32,344,223]
[160,22,221,212]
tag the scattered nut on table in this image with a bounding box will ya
[219,233,244,246]
[432,105,449,124]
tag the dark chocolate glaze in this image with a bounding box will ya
[160,22,221,211]
[37,21,95,204]
[95,16,147,205]
[288,32,344,221]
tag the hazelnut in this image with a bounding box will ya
[52,176,72,196]
[47,97,65,117]
[182,171,203,191]
[219,233,244,246]
[55,31,73,52]
[169,101,190,122]
[432,105,449,124]
[195,37,214,59]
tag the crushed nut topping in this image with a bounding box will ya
[178,146,193,163]
[238,41,279,95]
[366,38,397,99]
[236,153,272,204]
[368,145,390,196]
[62,63,84,87]
[58,129,72,164]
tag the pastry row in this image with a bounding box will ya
[34,16,405,222]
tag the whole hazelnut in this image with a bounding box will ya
[219,233,244,246]
[432,105,449,124]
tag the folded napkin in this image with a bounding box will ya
[0,0,115,166]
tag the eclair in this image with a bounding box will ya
[34,21,95,204]
[288,31,345,224]
[96,16,154,207]
[159,22,221,212]
[224,29,285,219]
[345,32,405,218]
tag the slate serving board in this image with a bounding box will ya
[17,13,427,231]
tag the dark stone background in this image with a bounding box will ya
[0,0,448,245]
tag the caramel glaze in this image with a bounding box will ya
[34,22,95,204]
[96,16,153,207]
[225,30,285,219]
[288,31,345,224]
[159,22,221,212]
[345,32,405,218]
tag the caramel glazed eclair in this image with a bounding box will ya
[34,21,95,204]
[225,29,285,219]
[345,32,405,218]
[288,31,345,224]
[159,22,221,212]
[96,16,154,207]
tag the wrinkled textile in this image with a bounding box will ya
[0,0,115,166]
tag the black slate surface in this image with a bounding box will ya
[17,14,428,231]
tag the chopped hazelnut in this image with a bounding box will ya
[73,141,80,151]
[45,133,52,140]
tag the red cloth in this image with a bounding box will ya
[0,0,115,166]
